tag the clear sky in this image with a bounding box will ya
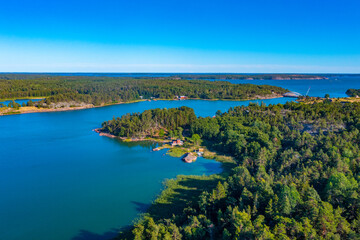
[0,0,359,73]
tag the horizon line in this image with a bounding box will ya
[0,72,359,75]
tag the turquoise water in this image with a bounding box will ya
[0,97,293,240]
[0,98,42,106]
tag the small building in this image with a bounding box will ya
[175,95,187,100]
[171,139,183,146]
[195,148,204,156]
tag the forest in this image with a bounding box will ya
[100,106,196,138]
[114,101,360,239]
[0,75,287,107]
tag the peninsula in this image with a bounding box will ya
[0,74,287,115]
[96,106,206,162]
[104,100,360,239]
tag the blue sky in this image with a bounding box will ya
[0,0,359,73]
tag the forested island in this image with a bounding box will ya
[0,75,287,115]
[346,89,360,98]
[105,101,360,239]
[172,74,328,80]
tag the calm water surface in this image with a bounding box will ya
[0,98,292,240]
[221,76,360,98]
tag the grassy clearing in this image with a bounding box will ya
[167,147,188,157]
[298,96,360,104]
[2,111,21,115]
[147,151,236,220]
[148,174,224,220]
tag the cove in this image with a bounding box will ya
[0,98,42,105]
[0,97,294,240]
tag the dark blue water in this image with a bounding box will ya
[0,97,294,240]
[219,76,360,98]
[0,99,42,106]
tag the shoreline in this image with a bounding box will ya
[94,128,174,144]
[0,99,145,116]
[0,94,284,116]
[93,128,236,227]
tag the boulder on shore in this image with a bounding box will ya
[183,153,197,163]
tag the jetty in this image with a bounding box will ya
[183,153,197,163]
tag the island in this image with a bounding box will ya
[0,74,287,115]
[172,73,328,80]
[99,101,360,239]
[346,88,360,98]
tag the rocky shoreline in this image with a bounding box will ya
[94,128,117,138]
[94,128,170,143]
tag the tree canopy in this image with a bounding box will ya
[101,106,196,138]
[346,89,360,97]
[0,75,287,107]
[118,100,360,239]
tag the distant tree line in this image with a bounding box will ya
[0,75,287,107]
[174,74,327,80]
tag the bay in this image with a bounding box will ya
[0,97,292,240]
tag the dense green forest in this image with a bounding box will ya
[115,101,360,239]
[100,106,196,138]
[346,89,360,97]
[0,75,287,106]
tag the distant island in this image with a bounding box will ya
[0,74,287,115]
[97,101,360,239]
[171,73,328,80]
[346,89,360,97]
[0,73,331,80]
